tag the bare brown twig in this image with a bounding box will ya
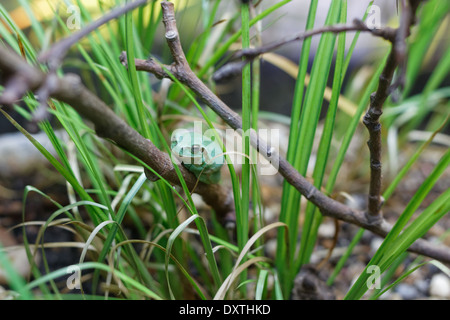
[38,0,149,69]
[120,1,450,263]
[0,44,235,222]
[363,0,421,220]
[0,0,448,264]
[32,0,150,123]
[236,18,396,61]
[213,18,396,81]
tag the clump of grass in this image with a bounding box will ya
[0,0,448,300]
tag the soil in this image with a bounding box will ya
[0,121,448,300]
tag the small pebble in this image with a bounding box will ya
[429,274,450,299]
[415,279,429,294]
[344,193,366,210]
[370,237,384,254]
[263,207,276,222]
[265,238,277,259]
[395,283,419,300]
[191,193,205,207]
[318,222,336,238]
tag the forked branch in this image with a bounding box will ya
[120,1,450,263]
[363,0,421,219]
[0,0,448,264]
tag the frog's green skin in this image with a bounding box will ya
[171,131,224,184]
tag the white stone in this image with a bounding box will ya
[318,221,336,238]
[429,274,450,299]
[0,130,59,176]
[370,237,384,254]
[265,238,277,259]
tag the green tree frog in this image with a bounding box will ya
[171,130,224,184]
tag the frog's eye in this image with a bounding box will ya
[171,134,183,146]
[191,144,202,154]
[181,146,191,156]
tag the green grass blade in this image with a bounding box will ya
[0,109,107,222]
[383,115,449,201]
[255,269,269,300]
[198,0,292,78]
[0,243,34,300]
[325,52,389,192]
[381,188,450,268]
[327,228,365,286]
[402,0,450,98]
[238,1,251,294]
[371,260,428,300]
[278,0,341,295]
[296,0,348,268]
[92,173,151,291]
[345,149,450,299]
[166,214,200,299]
[25,261,162,300]
[401,43,450,135]
[299,2,376,269]
[382,149,450,251]
[124,7,152,139]
[275,0,318,294]
[17,0,45,44]
[346,187,450,300]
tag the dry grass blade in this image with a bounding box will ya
[213,222,287,299]
[78,220,115,265]
[214,256,271,300]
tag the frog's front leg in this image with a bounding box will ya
[171,131,224,184]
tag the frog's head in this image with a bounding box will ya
[170,129,224,184]
[171,130,204,165]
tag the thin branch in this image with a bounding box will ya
[0,0,447,264]
[212,19,396,81]
[0,45,235,222]
[363,0,421,220]
[38,0,149,69]
[363,47,397,220]
[120,1,450,264]
[236,19,396,61]
[33,0,150,123]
